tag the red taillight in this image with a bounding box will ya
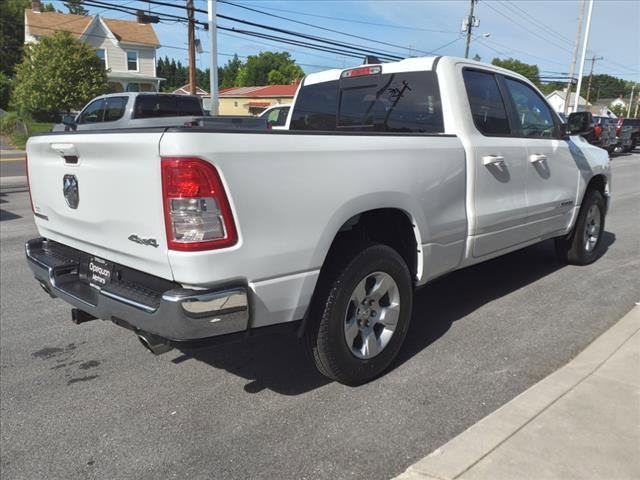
[161,157,237,251]
[341,65,382,79]
[25,154,35,213]
[594,124,602,138]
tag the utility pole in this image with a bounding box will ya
[564,0,586,117]
[208,0,219,115]
[585,55,603,106]
[463,0,477,59]
[573,0,594,112]
[187,0,196,95]
[628,83,636,117]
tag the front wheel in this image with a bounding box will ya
[555,189,606,265]
[305,243,413,385]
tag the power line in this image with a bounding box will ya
[216,13,406,60]
[212,2,460,34]
[481,1,573,54]
[218,30,349,63]
[476,38,568,67]
[218,26,377,60]
[219,0,434,56]
[499,0,574,45]
[84,0,406,61]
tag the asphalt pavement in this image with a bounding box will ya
[1,153,639,480]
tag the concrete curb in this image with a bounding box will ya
[0,176,28,191]
[395,305,640,480]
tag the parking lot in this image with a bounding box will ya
[1,152,638,480]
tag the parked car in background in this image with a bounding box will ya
[616,118,640,152]
[259,104,291,129]
[26,56,611,385]
[586,115,618,152]
[58,93,205,131]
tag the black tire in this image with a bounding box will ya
[555,189,606,265]
[305,242,413,385]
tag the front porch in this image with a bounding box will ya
[107,72,165,93]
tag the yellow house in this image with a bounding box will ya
[219,84,298,116]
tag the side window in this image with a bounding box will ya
[277,107,290,125]
[463,69,510,136]
[103,96,127,122]
[503,78,556,138]
[266,108,280,124]
[290,80,339,131]
[176,97,203,116]
[77,99,105,124]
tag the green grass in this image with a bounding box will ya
[0,113,52,149]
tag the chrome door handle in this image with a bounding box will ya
[529,154,547,163]
[482,155,505,166]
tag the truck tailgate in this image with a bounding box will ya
[26,131,173,280]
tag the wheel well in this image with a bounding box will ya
[328,208,418,281]
[586,174,606,198]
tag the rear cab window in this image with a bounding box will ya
[133,95,203,119]
[103,96,128,122]
[462,69,510,136]
[290,69,444,133]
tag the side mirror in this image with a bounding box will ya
[62,114,77,131]
[567,111,593,136]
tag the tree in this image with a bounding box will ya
[1,0,30,76]
[491,57,540,85]
[0,1,60,76]
[580,74,631,100]
[218,54,242,89]
[64,0,88,15]
[235,52,304,87]
[13,31,107,118]
[0,72,12,110]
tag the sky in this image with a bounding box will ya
[48,0,640,83]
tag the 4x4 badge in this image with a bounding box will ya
[62,174,79,209]
[128,234,159,248]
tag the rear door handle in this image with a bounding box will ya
[482,155,505,166]
[529,154,547,163]
[51,143,79,164]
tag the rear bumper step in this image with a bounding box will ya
[25,237,250,341]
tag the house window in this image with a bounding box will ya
[126,51,138,71]
[234,101,238,107]
[96,48,107,69]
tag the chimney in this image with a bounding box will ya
[32,0,41,13]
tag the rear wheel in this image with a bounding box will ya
[555,189,606,265]
[306,242,413,385]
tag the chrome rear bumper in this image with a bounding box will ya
[25,237,249,341]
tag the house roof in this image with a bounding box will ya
[546,90,588,105]
[25,10,160,46]
[219,84,299,98]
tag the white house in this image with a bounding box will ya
[545,90,590,114]
[24,0,162,92]
[610,95,627,109]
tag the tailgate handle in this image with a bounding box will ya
[51,143,79,164]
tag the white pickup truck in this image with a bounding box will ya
[25,56,610,385]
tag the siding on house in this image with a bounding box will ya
[85,23,125,72]
[24,8,161,91]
